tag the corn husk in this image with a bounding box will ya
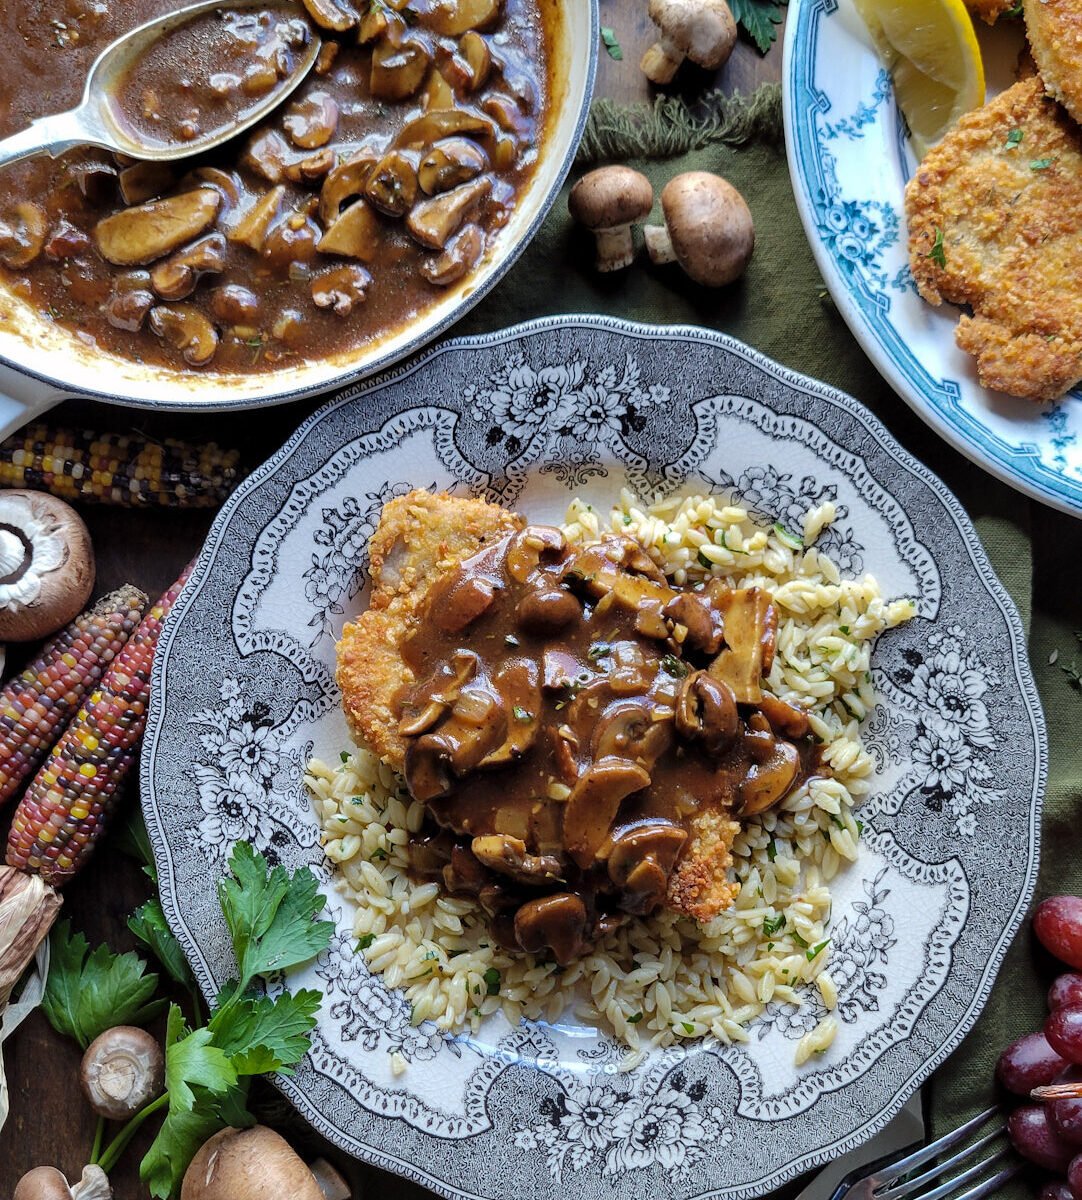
[0,867,62,1130]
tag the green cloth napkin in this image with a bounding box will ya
[457,82,1082,1195]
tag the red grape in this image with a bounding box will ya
[1035,898,1082,970]
[1052,975,1082,1012]
[1070,1154,1082,1200]
[997,1032,1069,1094]
[1040,1182,1074,1200]
[1009,1106,1078,1172]
[1048,1006,1082,1066]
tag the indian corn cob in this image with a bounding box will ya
[6,566,191,885]
[0,425,242,507]
[0,586,147,807]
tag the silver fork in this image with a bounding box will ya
[829,1106,1022,1200]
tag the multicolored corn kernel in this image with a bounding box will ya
[6,565,192,885]
[0,586,147,807]
[0,425,242,507]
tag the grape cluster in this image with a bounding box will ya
[997,897,1082,1198]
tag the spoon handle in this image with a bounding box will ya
[0,108,101,172]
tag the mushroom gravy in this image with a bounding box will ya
[398,526,823,965]
[0,0,552,371]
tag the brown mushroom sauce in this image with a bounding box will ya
[0,0,552,371]
[398,526,823,966]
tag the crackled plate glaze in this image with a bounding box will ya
[142,317,1045,1200]
[783,0,1082,516]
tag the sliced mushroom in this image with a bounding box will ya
[471,834,562,885]
[371,37,431,100]
[407,176,490,249]
[261,210,321,272]
[283,91,339,149]
[590,698,673,769]
[427,0,500,36]
[442,842,490,894]
[459,31,491,88]
[418,138,488,195]
[706,585,778,704]
[478,658,541,765]
[67,155,117,204]
[514,581,580,634]
[319,150,379,225]
[739,737,800,815]
[663,592,724,655]
[405,687,508,800]
[192,166,241,205]
[284,147,336,184]
[505,525,565,583]
[674,670,738,755]
[228,185,284,250]
[118,162,175,205]
[397,107,497,148]
[318,198,382,260]
[399,651,479,737]
[421,221,484,285]
[481,93,529,139]
[149,234,226,300]
[148,304,219,366]
[310,263,371,315]
[103,271,155,332]
[0,203,46,269]
[94,189,220,266]
[758,692,811,740]
[604,820,688,915]
[299,0,359,31]
[513,893,588,965]
[563,758,651,869]
[427,563,500,632]
[364,151,418,217]
[210,283,260,324]
[423,66,456,110]
[358,4,390,41]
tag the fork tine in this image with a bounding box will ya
[878,1125,1007,1200]
[864,1107,1002,1189]
[940,1160,1023,1200]
[881,1145,1011,1200]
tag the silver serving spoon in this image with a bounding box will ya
[0,0,321,170]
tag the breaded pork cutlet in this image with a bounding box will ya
[1024,0,1082,125]
[336,489,742,923]
[906,75,1082,401]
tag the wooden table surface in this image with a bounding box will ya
[0,9,783,1196]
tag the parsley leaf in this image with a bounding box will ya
[1005,128,1023,149]
[600,26,623,59]
[762,913,786,937]
[729,0,786,53]
[42,921,163,1050]
[140,1106,226,1199]
[129,899,198,995]
[164,1004,237,1113]
[208,986,322,1076]
[926,227,946,268]
[1031,157,1055,171]
[483,966,501,995]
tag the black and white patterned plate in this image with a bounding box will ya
[141,317,1046,1200]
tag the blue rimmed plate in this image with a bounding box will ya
[783,0,1082,516]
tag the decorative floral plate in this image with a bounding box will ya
[783,0,1082,516]
[141,317,1045,1200]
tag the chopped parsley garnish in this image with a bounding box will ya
[600,25,623,58]
[807,940,830,962]
[790,931,810,949]
[370,847,387,862]
[483,967,501,996]
[767,837,778,863]
[513,706,534,723]
[587,641,612,661]
[340,750,350,763]
[1006,128,1023,149]
[762,913,786,937]
[628,1011,643,1024]
[926,227,946,269]
[697,549,714,569]
[1031,157,1055,171]
[773,522,803,550]
[660,654,688,678]
[681,1021,695,1035]
[356,933,376,951]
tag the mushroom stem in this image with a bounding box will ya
[0,526,30,582]
[643,223,676,265]
[640,35,684,84]
[309,1158,351,1200]
[594,225,636,272]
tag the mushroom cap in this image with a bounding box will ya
[568,166,654,231]
[0,490,94,642]
[659,171,754,286]
[181,1126,325,1200]
[647,0,737,68]
[80,1025,165,1120]
[13,1167,74,1200]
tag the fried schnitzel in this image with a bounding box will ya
[1024,0,1082,125]
[336,489,750,923]
[906,74,1082,400]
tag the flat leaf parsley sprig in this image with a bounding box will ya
[42,842,333,1199]
[730,0,788,54]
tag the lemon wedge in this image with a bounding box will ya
[853,0,985,156]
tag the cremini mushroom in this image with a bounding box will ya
[427,0,500,37]
[150,234,227,300]
[407,176,491,249]
[210,283,261,324]
[229,186,285,251]
[364,151,419,217]
[604,820,688,913]
[14,1165,112,1200]
[459,32,491,88]
[180,1126,348,1200]
[299,0,359,32]
[421,222,484,285]
[118,162,175,206]
[104,272,155,332]
[148,304,219,366]
[94,189,221,267]
[371,36,431,99]
[0,491,94,641]
[318,199,382,260]
[674,670,739,755]
[640,0,737,84]
[283,91,339,149]
[80,1026,164,1120]
[470,834,562,884]
[706,585,777,704]
[0,202,46,269]
[739,732,800,815]
[514,892,588,964]
[319,149,380,225]
[644,171,754,286]
[284,148,336,185]
[311,263,372,315]
[567,166,654,272]
[398,107,496,148]
[562,758,650,868]
[418,139,488,195]
[663,592,724,655]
